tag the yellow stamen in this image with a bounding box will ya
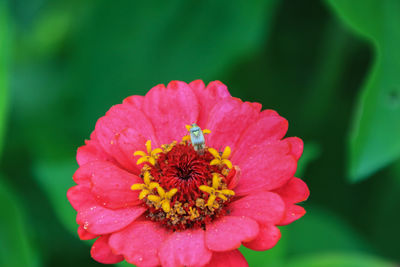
[162,201,171,213]
[133,140,162,165]
[195,198,205,209]
[147,194,161,203]
[206,194,217,207]
[134,151,147,157]
[221,168,230,176]
[221,146,231,159]
[148,185,178,213]
[161,141,177,153]
[208,146,233,169]
[131,171,159,200]
[174,202,186,215]
[208,148,220,158]
[189,207,200,220]
[219,189,235,196]
[202,129,211,135]
[139,189,150,200]
[199,173,235,210]
[182,135,191,142]
[212,173,220,188]
[221,159,233,169]
[131,184,145,190]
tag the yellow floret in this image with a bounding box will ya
[208,146,233,169]
[133,140,163,165]
[199,173,235,210]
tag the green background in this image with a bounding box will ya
[1,0,399,266]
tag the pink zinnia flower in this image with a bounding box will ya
[67,80,309,267]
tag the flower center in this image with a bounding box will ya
[131,124,236,230]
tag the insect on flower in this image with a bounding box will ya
[187,123,210,153]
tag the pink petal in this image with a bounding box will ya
[67,184,93,210]
[229,191,285,225]
[205,250,248,267]
[189,79,206,91]
[278,205,306,225]
[248,102,262,112]
[232,111,288,163]
[190,80,231,127]
[205,216,259,252]
[243,224,281,251]
[274,177,309,204]
[78,205,145,235]
[85,161,142,209]
[109,221,169,267]
[67,185,146,235]
[123,95,144,109]
[285,137,303,160]
[95,103,157,173]
[78,225,97,240]
[159,229,212,267]
[263,109,279,116]
[73,164,92,185]
[206,98,258,152]
[117,127,155,169]
[91,235,123,264]
[143,81,199,144]
[95,118,137,174]
[76,138,115,167]
[273,177,309,225]
[234,140,297,195]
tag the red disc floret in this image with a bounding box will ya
[140,142,231,231]
[152,143,217,202]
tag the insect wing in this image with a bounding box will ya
[190,126,205,145]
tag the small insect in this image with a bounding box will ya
[189,123,206,153]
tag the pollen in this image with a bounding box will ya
[189,207,200,220]
[130,124,237,230]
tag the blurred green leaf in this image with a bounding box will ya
[326,0,400,181]
[33,159,78,235]
[0,176,40,267]
[60,0,280,134]
[295,142,320,178]
[0,0,10,156]
[25,9,72,58]
[15,1,94,61]
[286,252,395,267]
[367,163,400,259]
[286,206,372,255]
